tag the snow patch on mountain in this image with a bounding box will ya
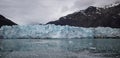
[93,1,120,9]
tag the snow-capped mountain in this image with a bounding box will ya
[0,15,17,27]
[47,4,120,28]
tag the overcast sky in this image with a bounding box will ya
[0,0,120,25]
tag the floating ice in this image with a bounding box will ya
[0,24,120,39]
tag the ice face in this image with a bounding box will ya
[94,27,120,37]
[0,24,120,39]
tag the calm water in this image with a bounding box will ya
[0,38,120,58]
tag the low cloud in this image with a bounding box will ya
[0,0,119,25]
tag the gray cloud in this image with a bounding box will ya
[71,0,120,10]
[0,0,119,25]
[71,0,94,10]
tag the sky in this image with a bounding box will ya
[0,0,120,25]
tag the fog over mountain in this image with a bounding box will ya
[0,0,120,25]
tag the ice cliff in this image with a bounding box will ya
[0,24,120,39]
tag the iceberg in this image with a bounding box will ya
[0,24,120,39]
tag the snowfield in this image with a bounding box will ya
[0,24,120,39]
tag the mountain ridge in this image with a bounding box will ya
[47,4,120,28]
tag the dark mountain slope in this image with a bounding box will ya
[47,4,120,28]
[0,15,17,27]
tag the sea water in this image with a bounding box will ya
[0,38,120,58]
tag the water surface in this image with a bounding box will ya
[0,38,120,58]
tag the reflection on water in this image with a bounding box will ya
[0,38,120,58]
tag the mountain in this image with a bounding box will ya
[0,15,17,27]
[47,4,120,28]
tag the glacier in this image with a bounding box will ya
[0,24,120,39]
